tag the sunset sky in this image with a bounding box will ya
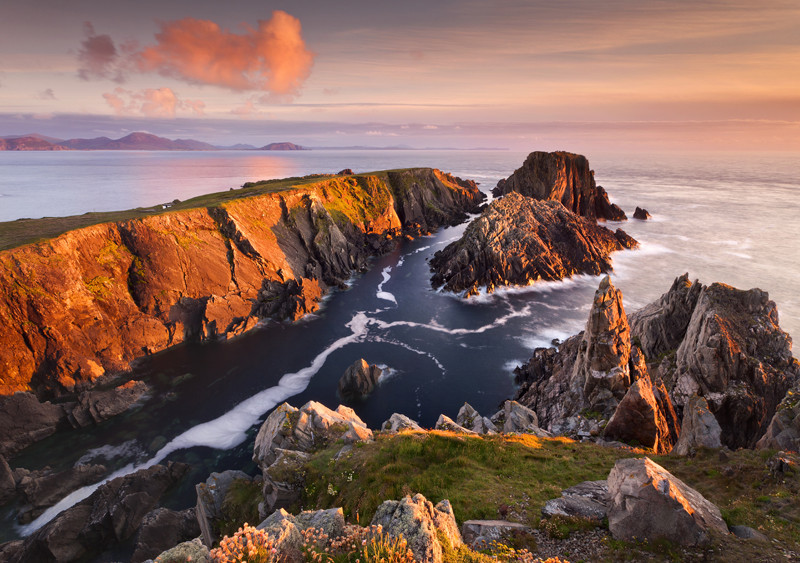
[1,0,799,150]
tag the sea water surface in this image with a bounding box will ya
[1,149,799,544]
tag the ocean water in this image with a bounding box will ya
[1,149,798,541]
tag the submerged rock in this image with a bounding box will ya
[492,151,626,221]
[429,193,636,295]
[607,457,728,546]
[338,359,382,399]
[16,463,108,523]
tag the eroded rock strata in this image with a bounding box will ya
[0,169,483,400]
[429,193,637,295]
[491,151,626,221]
[514,274,799,451]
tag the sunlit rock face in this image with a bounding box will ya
[492,151,626,221]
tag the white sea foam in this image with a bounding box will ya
[725,251,752,260]
[449,275,596,304]
[369,303,530,336]
[20,311,372,536]
[372,336,446,375]
[376,266,397,304]
[75,440,143,467]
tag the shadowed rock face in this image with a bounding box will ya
[0,169,483,400]
[491,151,626,221]
[429,193,636,295]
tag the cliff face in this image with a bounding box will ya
[492,151,626,221]
[0,168,483,398]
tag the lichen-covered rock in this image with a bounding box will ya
[456,403,498,434]
[260,449,311,518]
[603,374,680,453]
[757,382,800,452]
[461,520,532,549]
[196,470,251,547]
[435,414,476,434]
[381,413,424,433]
[490,400,550,436]
[607,457,728,546]
[338,359,382,399]
[430,194,635,295]
[491,151,626,221]
[151,538,210,563]
[371,494,463,563]
[542,480,608,522]
[672,395,722,455]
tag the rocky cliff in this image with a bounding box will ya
[429,192,636,295]
[491,151,626,221]
[0,168,483,399]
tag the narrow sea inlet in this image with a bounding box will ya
[1,149,799,541]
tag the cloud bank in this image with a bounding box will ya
[103,87,205,117]
[79,11,313,98]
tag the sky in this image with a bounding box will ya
[1,0,799,151]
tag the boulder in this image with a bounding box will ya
[730,525,769,542]
[456,403,498,434]
[381,413,424,433]
[430,194,636,295]
[542,480,608,522]
[131,507,200,563]
[16,463,108,522]
[603,373,680,453]
[338,359,382,399]
[607,457,728,546]
[151,538,210,563]
[490,400,550,436]
[337,168,354,175]
[0,393,68,457]
[673,395,722,455]
[9,462,188,563]
[296,507,346,538]
[461,520,532,549]
[256,509,304,563]
[68,380,149,428]
[666,283,799,448]
[371,494,462,563]
[629,273,702,360]
[491,151,626,221]
[435,414,476,434]
[756,382,800,452]
[196,470,251,547]
[633,207,651,220]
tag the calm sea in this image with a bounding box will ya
[1,149,798,540]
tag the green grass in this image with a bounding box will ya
[280,432,799,562]
[0,170,414,252]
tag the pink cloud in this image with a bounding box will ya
[135,11,314,95]
[78,22,124,82]
[103,87,205,118]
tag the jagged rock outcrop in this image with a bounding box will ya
[633,207,651,220]
[256,507,346,563]
[253,401,373,517]
[371,493,463,563]
[338,359,382,399]
[435,414,476,434]
[0,169,483,401]
[7,462,188,563]
[150,538,210,563]
[607,457,728,546]
[67,380,149,428]
[665,283,799,448]
[429,193,637,295]
[756,382,800,452]
[603,373,680,453]
[492,151,626,221]
[381,413,424,433]
[0,393,68,457]
[196,470,252,547]
[629,273,703,360]
[456,403,498,435]
[490,400,550,436]
[672,395,722,455]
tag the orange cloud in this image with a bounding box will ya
[135,11,314,95]
[103,87,205,118]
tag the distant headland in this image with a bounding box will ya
[0,132,307,151]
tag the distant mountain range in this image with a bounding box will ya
[0,133,307,151]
